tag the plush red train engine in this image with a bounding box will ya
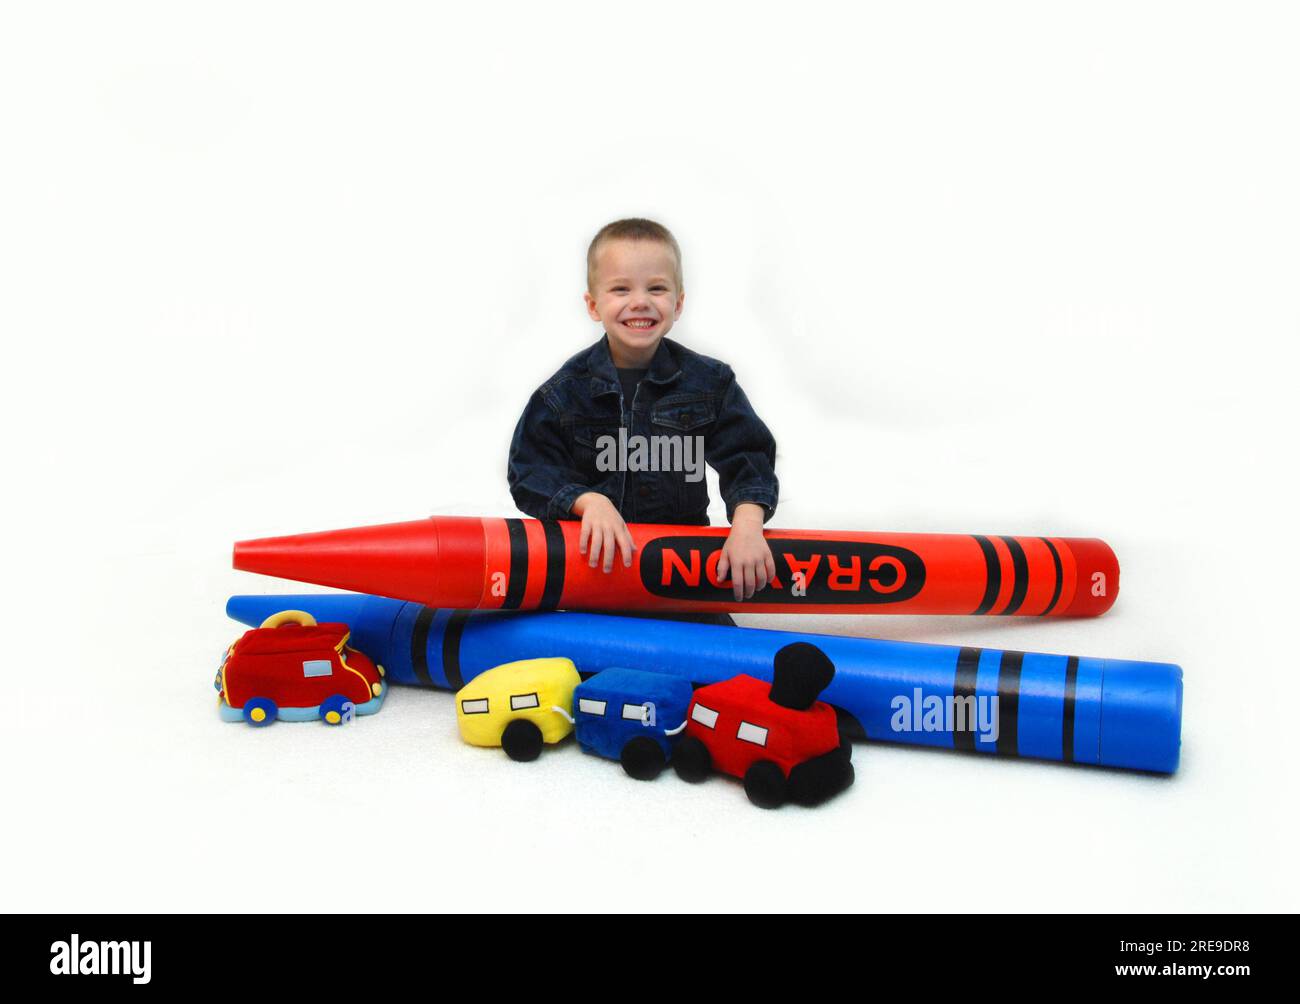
[671,642,855,808]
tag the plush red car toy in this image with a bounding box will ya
[215,610,387,726]
[671,642,854,808]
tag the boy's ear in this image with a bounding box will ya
[675,290,685,318]
[584,291,601,322]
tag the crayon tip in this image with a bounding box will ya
[233,518,444,601]
[225,593,392,628]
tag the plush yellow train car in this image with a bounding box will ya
[455,657,581,761]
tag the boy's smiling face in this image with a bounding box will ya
[584,237,684,367]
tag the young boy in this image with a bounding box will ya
[508,218,778,602]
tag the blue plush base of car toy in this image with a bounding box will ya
[573,667,693,762]
[219,682,387,725]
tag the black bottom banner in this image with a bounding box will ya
[0,912,1277,989]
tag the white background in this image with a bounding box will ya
[2,1,1297,913]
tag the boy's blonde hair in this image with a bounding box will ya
[586,218,683,293]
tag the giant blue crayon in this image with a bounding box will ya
[227,595,1182,772]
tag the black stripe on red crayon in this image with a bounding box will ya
[998,536,1030,615]
[971,535,1001,615]
[539,521,566,610]
[1040,537,1064,615]
[503,519,529,610]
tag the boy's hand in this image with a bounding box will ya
[573,492,635,573]
[716,503,776,601]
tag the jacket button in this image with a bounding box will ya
[637,486,650,498]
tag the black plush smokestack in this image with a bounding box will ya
[768,642,836,710]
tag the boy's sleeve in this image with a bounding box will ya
[707,366,780,523]
[507,388,593,520]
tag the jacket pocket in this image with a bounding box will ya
[570,422,621,448]
[650,394,716,432]
[567,421,623,479]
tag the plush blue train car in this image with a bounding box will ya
[573,668,694,780]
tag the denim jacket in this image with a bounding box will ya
[508,336,779,525]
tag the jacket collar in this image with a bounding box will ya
[586,335,683,396]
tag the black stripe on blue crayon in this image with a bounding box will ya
[503,519,529,609]
[1062,655,1079,762]
[996,650,1025,756]
[411,606,437,687]
[1040,537,1064,615]
[998,536,1030,615]
[540,521,566,610]
[953,646,981,751]
[441,610,470,690]
[971,535,1001,615]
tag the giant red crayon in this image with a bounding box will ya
[233,517,1118,616]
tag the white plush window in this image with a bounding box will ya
[461,698,489,715]
[691,703,719,729]
[510,692,540,711]
[622,703,646,721]
[578,698,607,716]
[736,721,769,747]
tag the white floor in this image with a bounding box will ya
[3,2,1297,912]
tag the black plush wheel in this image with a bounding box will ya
[620,737,667,781]
[501,719,544,762]
[788,748,856,806]
[743,760,788,809]
[671,735,712,782]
